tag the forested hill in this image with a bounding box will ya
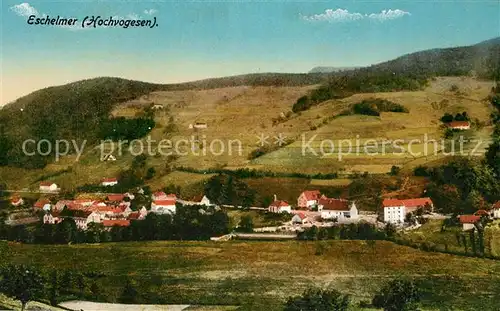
[0,37,499,169]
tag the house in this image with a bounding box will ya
[72,199,96,207]
[297,190,321,209]
[189,195,211,206]
[291,213,307,224]
[382,197,434,224]
[102,219,130,228]
[447,121,471,130]
[189,122,207,129]
[34,199,51,210]
[54,200,72,212]
[268,200,292,213]
[152,104,164,110]
[39,182,59,192]
[107,194,125,202]
[62,210,101,230]
[10,196,24,207]
[101,178,118,187]
[128,212,143,220]
[152,191,168,201]
[382,199,406,224]
[492,202,500,219]
[400,197,434,214]
[318,198,358,220]
[43,211,62,225]
[124,192,135,200]
[474,209,490,217]
[139,206,148,217]
[458,215,481,231]
[102,154,117,161]
[151,200,176,214]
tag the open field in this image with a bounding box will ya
[2,240,500,310]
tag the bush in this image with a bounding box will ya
[284,288,350,311]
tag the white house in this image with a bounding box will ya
[151,199,176,214]
[10,196,24,207]
[382,197,434,224]
[383,199,406,224]
[268,200,292,213]
[101,178,118,187]
[318,198,358,220]
[297,190,321,209]
[39,182,59,192]
[493,202,500,219]
[459,215,481,231]
[43,212,62,225]
[291,213,307,224]
[188,195,212,206]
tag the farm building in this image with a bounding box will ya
[297,190,321,209]
[447,121,471,130]
[318,198,358,220]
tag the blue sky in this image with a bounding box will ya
[1,0,499,104]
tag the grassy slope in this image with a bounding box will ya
[2,240,500,310]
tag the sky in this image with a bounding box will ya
[1,0,499,105]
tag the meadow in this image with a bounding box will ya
[2,240,500,310]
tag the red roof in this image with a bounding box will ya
[301,190,321,201]
[128,212,140,220]
[296,213,307,220]
[474,210,490,216]
[459,215,481,224]
[383,199,404,207]
[34,199,50,208]
[400,198,433,208]
[153,200,176,206]
[270,200,289,208]
[102,219,130,227]
[10,196,22,204]
[66,202,86,210]
[319,198,349,211]
[94,206,115,213]
[107,194,125,202]
[102,178,118,183]
[39,181,55,187]
[447,121,470,128]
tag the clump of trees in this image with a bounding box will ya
[204,174,256,208]
[440,111,470,123]
[284,277,421,311]
[351,98,409,116]
[297,223,387,241]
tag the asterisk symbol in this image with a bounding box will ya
[274,133,287,146]
[256,133,270,146]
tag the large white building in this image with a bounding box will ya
[382,198,433,224]
[318,197,358,220]
[151,199,176,214]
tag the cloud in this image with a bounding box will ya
[144,9,157,15]
[10,2,39,17]
[301,8,410,23]
[368,9,411,21]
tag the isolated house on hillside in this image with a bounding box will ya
[189,121,208,129]
[101,178,118,187]
[318,198,358,220]
[447,121,471,130]
[189,195,211,206]
[39,182,59,192]
[297,190,321,209]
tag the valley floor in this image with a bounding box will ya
[2,240,500,310]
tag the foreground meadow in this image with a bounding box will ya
[2,240,500,310]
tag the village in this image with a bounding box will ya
[6,177,499,237]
